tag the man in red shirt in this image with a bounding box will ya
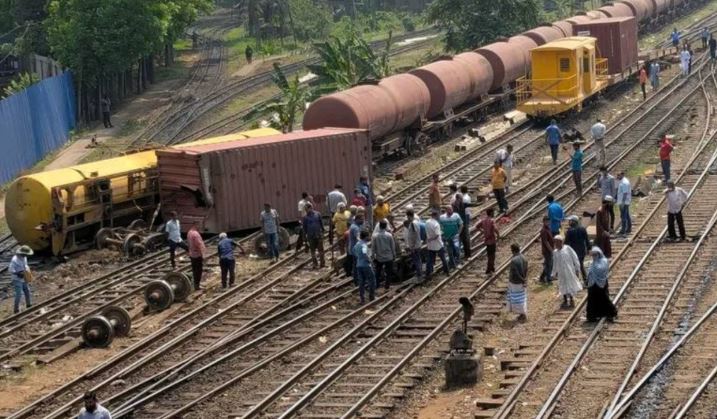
[476,208,500,275]
[660,135,674,182]
[539,216,554,284]
[187,223,206,290]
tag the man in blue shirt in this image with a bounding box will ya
[567,141,584,195]
[353,230,376,304]
[217,233,244,288]
[671,28,680,48]
[546,194,564,235]
[302,203,325,269]
[545,119,562,165]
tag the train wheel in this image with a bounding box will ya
[95,228,117,250]
[101,306,132,337]
[123,233,145,257]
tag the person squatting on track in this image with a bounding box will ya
[404,209,424,282]
[10,245,33,314]
[495,144,514,193]
[187,222,206,290]
[617,171,632,235]
[260,203,280,262]
[545,119,562,165]
[163,211,188,269]
[660,134,674,182]
[546,194,564,236]
[440,205,463,269]
[477,208,500,275]
[565,215,591,282]
[426,209,450,279]
[665,180,689,242]
[540,216,554,284]
[302,203,325,269]
[218,233,243,289]
[552,235,583,309]
[353,230,376,304]
[591,119,607,166]
[597,166,617,232]
[566,141,584,196]
[78,391,112,419]
[491,161,509,214]
[506,243,528,322]
[372,220,396,290]
[595,197,614,258]
[586,247,617,323]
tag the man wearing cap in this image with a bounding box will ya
[9,245,33,314]
[591,119,607,166]
[665,180,689,242]
[597,167,618,232]
[551,235,583,309]
[565,215,591,281]
[617,172,632,235]
[218,233,243,288]
[596,197,613,257]
[163,211,188,269]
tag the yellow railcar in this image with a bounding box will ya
[517,37,609,118]
[5,128,279,255]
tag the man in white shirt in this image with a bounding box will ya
[616,172,632,235]
[425,209,450,279]
[496,144,514,193]
[327,184,347,243]
[296,192,313,252]
[78,391,112,419]
[163,211,188,268]
[591,119,607,166]
[665,180,688,241]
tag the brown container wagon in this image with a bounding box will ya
[573,17,639,75]
[156,128,372,234]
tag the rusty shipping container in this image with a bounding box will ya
[156,128,372,233]
[573,17,638,75]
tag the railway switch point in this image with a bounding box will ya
[144,272,193,311]
[81,306,132,348]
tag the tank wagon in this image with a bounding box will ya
[4,128,279,255]
[303,0,701,156]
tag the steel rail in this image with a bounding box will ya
[602,63,717,418]
[671,357,717,418]
[534,64,717,419]
[240,72,702,417]
[608,300,717,418]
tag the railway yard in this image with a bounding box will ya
[6,1,717,419]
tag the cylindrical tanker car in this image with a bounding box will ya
[5,128,279,255]
[302,0,700,155]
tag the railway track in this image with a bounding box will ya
[468,60,717,419]
[33,47,709,419]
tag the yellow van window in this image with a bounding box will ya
[560,58,570,72]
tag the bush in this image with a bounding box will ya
[401,16,416,32]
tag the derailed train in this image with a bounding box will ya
[4,128,280,255]
[303,0,701,156]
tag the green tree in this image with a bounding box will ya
[309,29,392,91]
[254,62,314,132]
[287,0,332,41]
[0,0,15,37]
[427,0,542,52]
[2,72,40,98]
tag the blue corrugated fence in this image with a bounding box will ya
[0,71,76,184]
